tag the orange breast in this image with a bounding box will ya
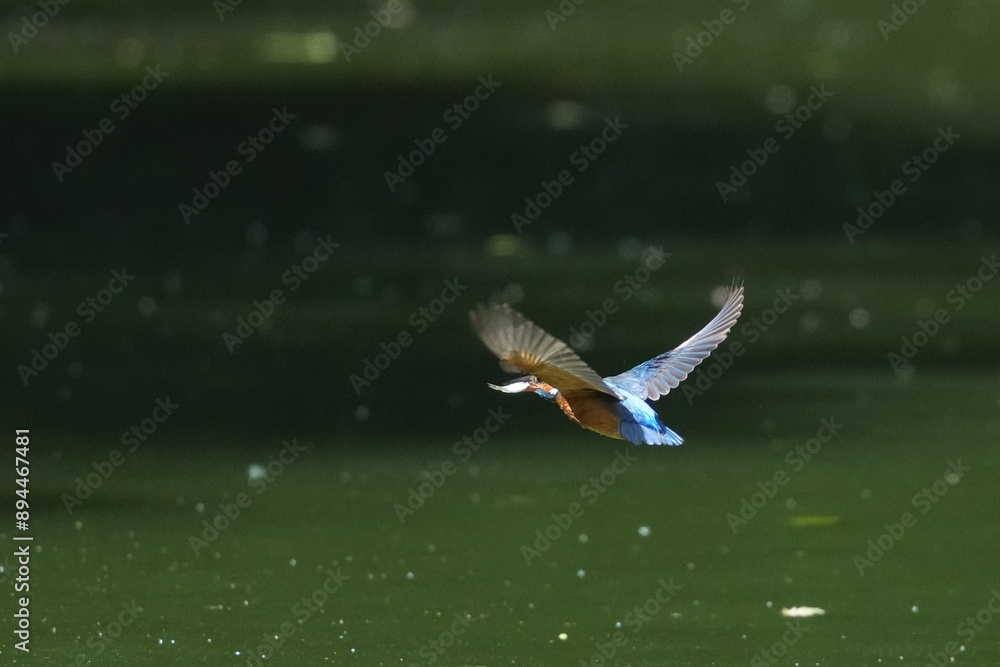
[555,390,623,440]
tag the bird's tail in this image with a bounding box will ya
[619,417,684,446]
[653,423,684,446]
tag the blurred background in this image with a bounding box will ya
[2,1,999,665]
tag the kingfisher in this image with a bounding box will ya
[470,284,743,445]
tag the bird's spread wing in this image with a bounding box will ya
[470,303,617,395]
[604,284,744,401]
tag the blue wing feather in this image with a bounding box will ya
[604,284,744,401]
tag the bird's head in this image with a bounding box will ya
[487,375,558,399]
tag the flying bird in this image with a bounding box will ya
[470,284,744,445]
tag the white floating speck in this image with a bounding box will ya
[576,569,586,578]
[578,534,588,544]
[848,307,871,329]
[406,571,415,580]
[911,605,919,613]
[638,526,651,537]
[138,296,158,317]
[781,606,826,618]
[558,632,568,641]
[247,464,267,484]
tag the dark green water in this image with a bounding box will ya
[12,372,1000,666]
[7,243,1000,666]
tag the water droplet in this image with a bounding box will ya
[848,307,871,329]
[247,464,267,484]
[137,296,157,317]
